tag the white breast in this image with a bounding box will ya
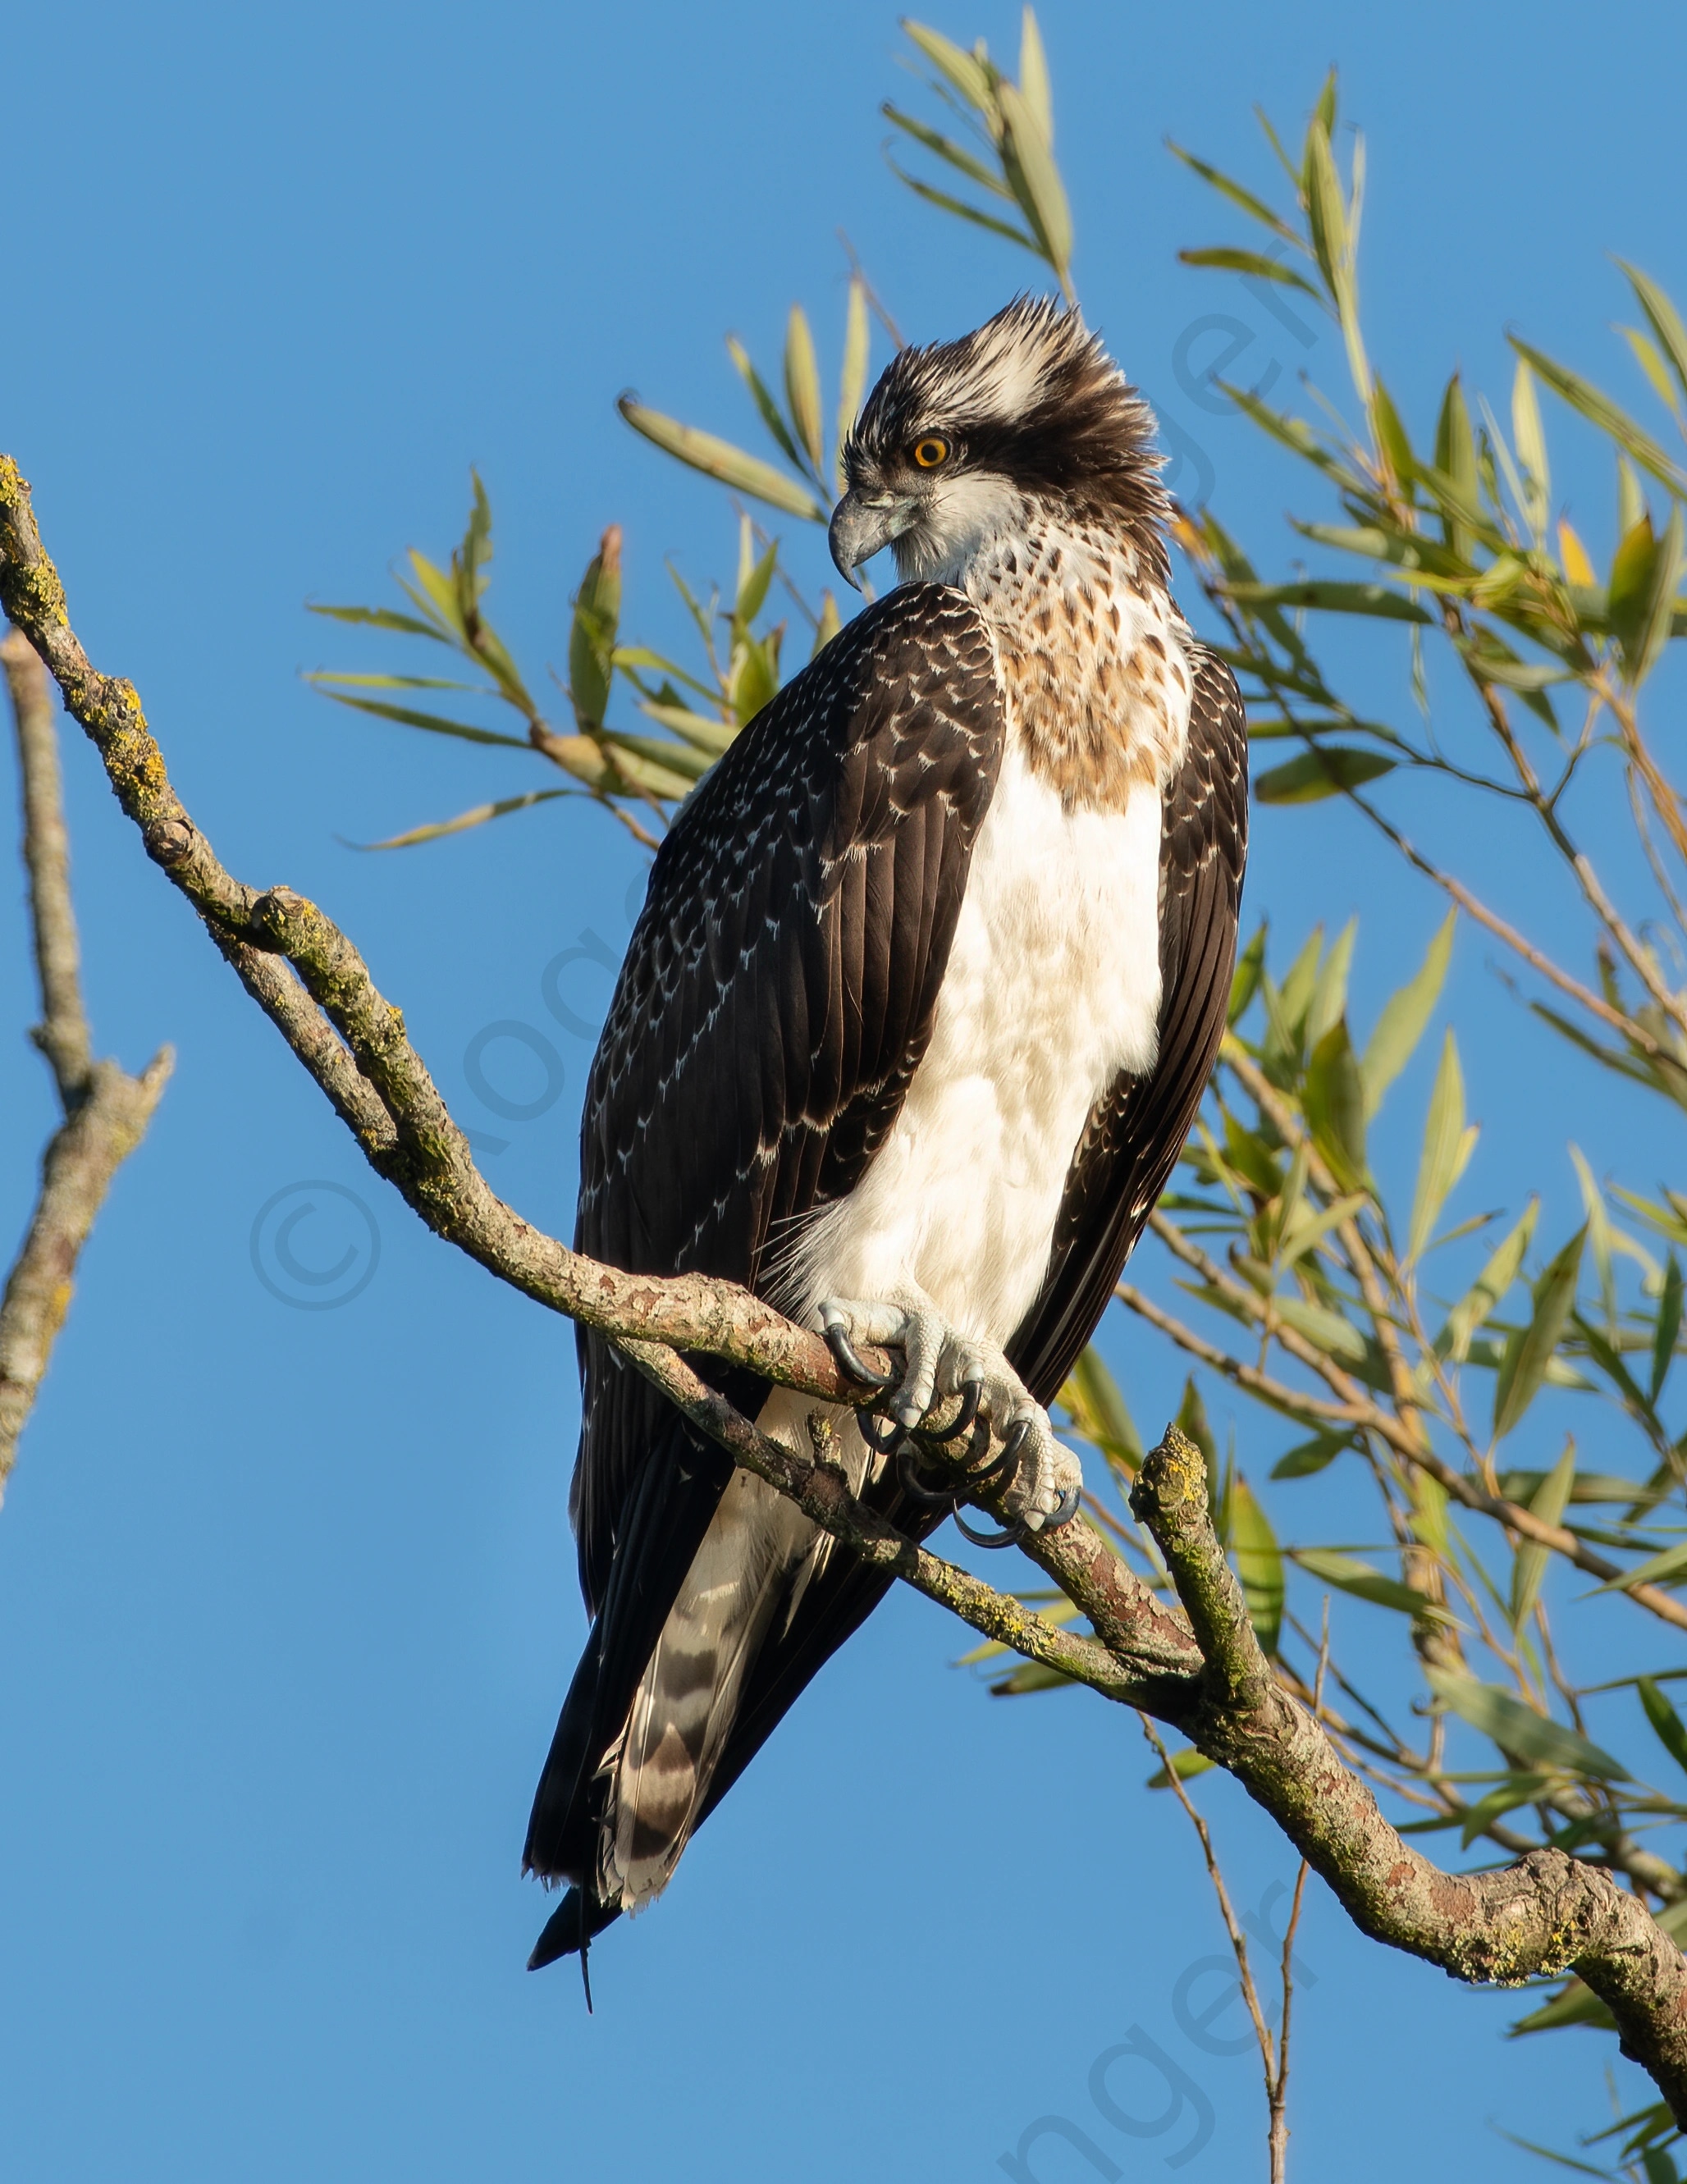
[785,742,1164,1347]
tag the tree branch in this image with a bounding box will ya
[0,625,170,1494]
[1130,1428,1687,2127]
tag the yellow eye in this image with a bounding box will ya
[912,436,950,468]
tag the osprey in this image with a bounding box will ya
[525,297,1248,1972]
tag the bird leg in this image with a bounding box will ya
[816,1286,1081,1535]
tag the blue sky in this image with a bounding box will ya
[3,3,1685,2179]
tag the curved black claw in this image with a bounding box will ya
[928,1373,984,1446]
[857,1405,908,1455]
[896,1441,959,1510]
[1043,1483,1084,1532]
[821,1317,895,1393]
[953,1504,1027,1550]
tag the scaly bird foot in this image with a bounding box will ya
[816,1287,1081,1535]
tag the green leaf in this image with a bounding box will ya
[1511,356,1551,537]
[902,18,996,114]
[1254,746,1397,804]
[1227,1474,1283,1654]
[1510,336,1687,496]
[1620,503,1685,684]
[1439,1200,1538,1362]
[1228,921,1266,1025]
[1369,374,1415,485]
[1510,1438,1576,1629]
[998,80,1073,276]
[836,275,871,483]
[725,335,807,474]
[783,305,825,476]
[1425,1668,1631,1780]
[306,601,450,642]
[1493,1227,1586,1440]
[567,526,621,732]
[1146,1747,1217,1790]
[312,689,532,749]
[1593,1540,1687,1594]
[1176,1375,1218,1473]
[1433,373,1479,564]
[1303,1021,1367,1190]
[1060,1345,1143,1474]
[637,699,738,756]
[1292,1546,1452,1620]
[1457,1772,1557,1848]
[881,102,1013,198]
[734,538,778,628]
[1176,247,1323,300]
[1653,1252,1684,1403]
[1506,1985,1618,2040]
[1270,1431,1352,1480]
[1227,578,1430,623]
[1619,258,1687,413]
[1165,139,1302,248]
[601,728,713,783]
[1019,7,1054,139]
[1638,1675,1687,1780]
[1304,916,1356,1051]
[883,158,1040,253]
[618,398,825,520]
[1363,910,1455,1119]
[350,787,569,851]
[811,589,842,660]
[1410,1029,1478,1259]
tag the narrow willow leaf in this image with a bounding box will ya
[1621,325,1680,412]
[1493,1227,1587,1441]
[903,18,996,114]
[1634,502,1685,684]
[1017,6,1054,144]
[1228,578,1430,622]
[1410,1029,1477,1259]
[1458,1773,1557,1848]
[1301,117,1345,300]
[1228,921,1266,1024]
[1653,1252,1684,1402]
[811,589,842,660]
[1177,247,1323,300]
[618,398,825,520]
[1146,1748,1217,1789]
[1410,1470,1449,1559]
[1557,519,1596,587]
[1271,1295,1369,1364]
[1619,258,1687,411]
[1639,1676,1687,1780]
[637,700,738,756]
[1277,1190,1369,1273]
[601,728,712,782]
[1305,917,1356,1050]
[1425,1668,1631,1780]
[568,526,620,732]
[1363,910,1455,1120]
[884,160,1039,253]
[1439,1200,1538,1361]
[307,601,449,642]
[314,690,531,748]
[1506,1985,1617,2040]
[1510,1438,1576,1629]
[783,305,825,475]
[1305,1020,1368,1190]
[725,335,806,473]
[1511,336,1687,496]
[1593,1539,1687,1593]
[836,276,870,485]
[305,670,496,697]
[880,103,1012,197]
[1270,1431,1352,1480]
[1617,451,1648,539]
[1165,139,1302,246]
[1292,1546,1452,1620]
[1254,747,1396,804]
[1176,1376,1218,1471]
[1369,375,1415,484]
[352,787,569,851]
[734,539,778,628]
[997,80,1072,275]
[1433,373,1479,564]
[1228,1475,1283,1654]
[1511,357,1551,537]
[403,550,469,642]
[1278,925,1324,1035]
[1060,1345,1143,1475]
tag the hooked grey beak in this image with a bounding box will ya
[828,488,919,591]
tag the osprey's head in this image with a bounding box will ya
[830,295,1166,592]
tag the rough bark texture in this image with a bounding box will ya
[0,625,170,1492]
[4,455,1685,2124]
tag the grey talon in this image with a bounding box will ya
[896,1442,958,1509]
[857,1408,907,1455]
